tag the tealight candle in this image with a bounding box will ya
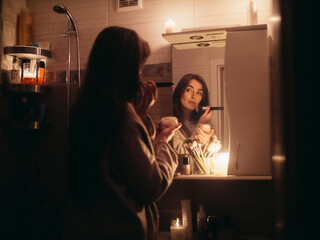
[213,152,229,176]
[170,218,186,240]
[165,19,175,33]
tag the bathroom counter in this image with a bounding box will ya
[158,232,272,240]
[174,175,272,180]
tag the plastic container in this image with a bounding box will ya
[160,116,178,128]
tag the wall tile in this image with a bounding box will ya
[32,0,107,72]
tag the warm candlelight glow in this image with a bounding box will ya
[213,152,229,176]
[175,218,180,227]
[269,16,282,22]
[272,154,286,163]
[165,19,175,33]
[170,218,186,240]
[247,0,258,25]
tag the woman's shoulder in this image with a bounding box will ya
[126,102,140,122]
[173,127,187,140]
[125,102,148,132]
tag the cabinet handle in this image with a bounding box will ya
[235,141,240,170]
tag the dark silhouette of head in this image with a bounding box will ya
[67,26,150,206]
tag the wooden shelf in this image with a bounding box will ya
[4,83,50,94]
[4,45,51,59]
[162,24,267,50]
[1,120,50,130]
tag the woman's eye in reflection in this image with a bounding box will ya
[196,91,203,97]
[185,87,203,98]
[185,87,192,93]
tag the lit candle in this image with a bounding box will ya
[170,218,186,240]
[247,0,258,25]
[165,19,175,33]
[213,152,229,176]
[252,5,258,24]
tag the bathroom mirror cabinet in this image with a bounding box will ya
[163,24,271,177]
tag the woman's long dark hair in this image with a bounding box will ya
[67,26,150,206]
[172,74,209,134]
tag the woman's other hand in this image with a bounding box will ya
[155,123,182,143]
[195,127,214,144]
[198,106,213,124]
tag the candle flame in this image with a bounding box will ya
[167,19,174,25]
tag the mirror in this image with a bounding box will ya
[172,38,228,152]
[164,24,271,176]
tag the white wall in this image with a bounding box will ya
[1,0,27,70]
[2,0,272,71]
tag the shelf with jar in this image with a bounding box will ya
[2,45,52,130]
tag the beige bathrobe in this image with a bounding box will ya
[63,103,178,240]
[170,127,193,155]
[170,121,204,174]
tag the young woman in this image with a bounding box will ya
[171,73,215,155]
[63,26,181,240]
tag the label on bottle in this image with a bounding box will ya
[182,165,191,175]
[26,23,33,45]
[10,70,21,84]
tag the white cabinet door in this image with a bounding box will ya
[225,28,271,176]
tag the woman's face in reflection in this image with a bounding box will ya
[180,79,203,111]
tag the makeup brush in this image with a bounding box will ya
[201,106,224,111]
[196,105,224,112]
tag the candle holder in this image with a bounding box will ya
[165,19,175,33]
[170,218,186,240]
[212,152,229,176]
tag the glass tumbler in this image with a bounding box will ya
[22,61,37,84]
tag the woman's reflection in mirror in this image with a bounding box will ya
[171,74,215,155]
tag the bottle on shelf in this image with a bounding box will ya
[182,155,191,175]
[9,56,21,84]
[197,205,207,239]
[18,8,33,46]
[37,61,45,85]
